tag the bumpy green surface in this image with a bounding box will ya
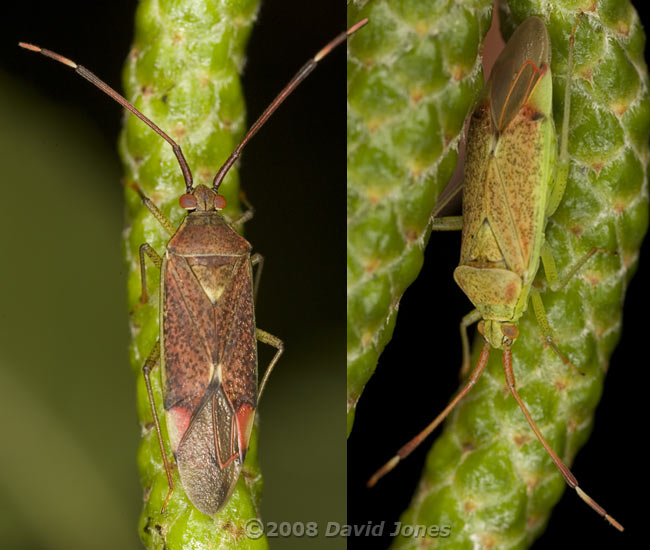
[118,0,267,548]
[392,1,649,548]
[347,0,494,435]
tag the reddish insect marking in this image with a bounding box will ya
[410,89,424,104]
[452,65,466,81]
[179,193,197,210]
[502,324,518,340]
[520,103,543,121]
[617,21,630,36]
[170,406,192,440]
[497,59,544,131]
[570,225,584,237]
[213,195,227,210]
[584,272,602,287]
[513,433,530,447]
[414,22,428,36]
[460,441,475,454]
[236,403,255,455]
[505,279,518,303]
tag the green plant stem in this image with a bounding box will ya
[347,0,493,435]
[119,0,268,548]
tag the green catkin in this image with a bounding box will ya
[347,0,494,435]
[119,0,268,548]
[391,1,649,548]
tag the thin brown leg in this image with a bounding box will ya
[142,341,175,513]
[502,346,622,531]
[136,243,162,307]
[255,328,284,401]
[459,309,482,378]
[127,182,177,236]
[367,341,492,488]
[230,192,255,230]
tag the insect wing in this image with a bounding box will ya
[161,252,219,425]
[161,220,257,514]
[176,383,242,515]
[488,74,555,278]
[218,257,258,458]
[489,16,550,132]
[458,16,556,293]
[458,95,494,269]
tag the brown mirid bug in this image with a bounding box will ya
[20,18,368,515]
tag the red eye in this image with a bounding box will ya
[179,193,197,210]
[214,195,227,210]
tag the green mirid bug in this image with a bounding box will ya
[368,15,622,531]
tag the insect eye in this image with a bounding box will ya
[502,325,518,339]
[179,193,197,210]
[214,194,227,210]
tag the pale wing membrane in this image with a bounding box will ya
[176,384,241,515]
[489,17,549,132]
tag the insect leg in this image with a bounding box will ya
[255,328,284,402]
[502,345,622,531]
[546,14,584,217]
[136,243,162,307]
[459,309,482,378]
[127,182,176,236]
[141,340,175,513]
[530,288,584,375]
[430,175,464,220]
[229,192,255,230]
[431,215,464,231]
[541,242,618,293]
[533,243,617,372]
[367,341,491,488]
[250,253,264,305]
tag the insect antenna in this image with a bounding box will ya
[367,342,492,488]
[211,18,369,191]
[502,346,623,531]
[17,42,194,193]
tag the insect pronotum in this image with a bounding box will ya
[367,15,622,531]
[20,18,368,515]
